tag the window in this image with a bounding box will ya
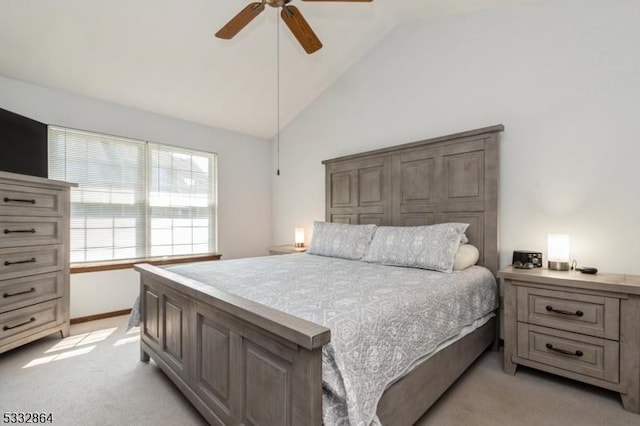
[48,127,217,264]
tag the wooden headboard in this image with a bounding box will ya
[322,125,504,275]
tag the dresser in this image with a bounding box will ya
[499,267,640,413]
[0,171,75,354]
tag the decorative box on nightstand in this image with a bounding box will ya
[498,267,640,414]
[268,245,307,255]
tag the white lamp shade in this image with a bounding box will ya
[294,227,305,246]
[548,234,570,261]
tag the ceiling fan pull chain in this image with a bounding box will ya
[276,9,281,176]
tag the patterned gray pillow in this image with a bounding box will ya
[363,223,469,273]
[307,221,377,260]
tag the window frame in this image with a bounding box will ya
[48,126,219,267]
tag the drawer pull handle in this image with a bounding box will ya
[3,287,36,298]
[3,197,36,204]
[545,305,584,317]
[3,317,36,331]
[4,258,37,266]
[545,343,583,357]
[3,229,36,234]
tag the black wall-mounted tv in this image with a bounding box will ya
[0,107,48,178]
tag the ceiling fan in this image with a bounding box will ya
[215,0,373,54]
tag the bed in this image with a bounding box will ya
[134,125,504,425]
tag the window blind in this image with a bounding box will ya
[148,143,217,257]
[48,127,217,263]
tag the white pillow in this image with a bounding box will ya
[307,221,377,260]
[453,244,480,271]
[363,223,469,273]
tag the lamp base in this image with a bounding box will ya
[548,260,570,271]
[294,243,304,248]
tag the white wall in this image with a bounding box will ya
[0,75,272,318]
[272,0,640,275]
[70,269,140,319]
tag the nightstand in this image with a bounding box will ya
[498,267,640,413]
[268,244,307,255]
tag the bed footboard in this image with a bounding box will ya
[135,263,331,426]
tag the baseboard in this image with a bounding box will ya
[70,309,132,325]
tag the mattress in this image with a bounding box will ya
[134,253,498,425]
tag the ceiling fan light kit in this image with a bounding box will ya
[215,0,373,54]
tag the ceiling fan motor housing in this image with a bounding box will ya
[265,0,291,8]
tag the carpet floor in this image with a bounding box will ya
[0,315,638,425]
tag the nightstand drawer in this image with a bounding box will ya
[516,285,619,340]
[517,323,619,383]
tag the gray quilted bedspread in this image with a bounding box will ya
[134,253,497,425]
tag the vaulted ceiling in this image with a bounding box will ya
[0,0,538,139]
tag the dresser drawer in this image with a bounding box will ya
[517,323,619,383]
[0,217,61,248]
[0,272,64,313]
[0,245,64,281]
[516,285,619,340]
[0,299,63,344]
[0,183,64,217]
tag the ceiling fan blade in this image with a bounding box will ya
[301,0,372,2]
[281,5,323,54]
[215,2,265,40]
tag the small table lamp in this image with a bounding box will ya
[548,234,570,271]
[294,227,305,248]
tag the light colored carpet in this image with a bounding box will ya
[1,315,638,425]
